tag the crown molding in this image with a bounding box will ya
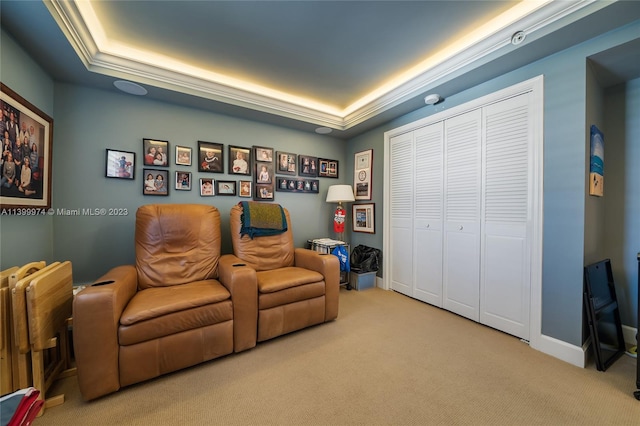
[44,0,607,131]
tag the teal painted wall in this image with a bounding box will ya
[0,29,55,268]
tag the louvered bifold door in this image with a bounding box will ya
[413,123,444,306]
[389,132,415,297]
[480,93,532,340]
[443,109,482,321]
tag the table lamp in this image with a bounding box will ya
[326,184,355,242]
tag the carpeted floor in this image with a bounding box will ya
[37,287,640,425]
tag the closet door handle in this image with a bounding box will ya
[459,225,464,231]
[426,224,430,228]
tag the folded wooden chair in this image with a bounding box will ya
[9,261,51,390]
[1,266,19,394]
[25,261,75,415]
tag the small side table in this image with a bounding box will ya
[307,238,351,290]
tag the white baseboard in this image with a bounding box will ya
[535,334,586,368]
[623,324,638,347]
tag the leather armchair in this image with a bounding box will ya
[73,204,257,401]
[228,203,340,342]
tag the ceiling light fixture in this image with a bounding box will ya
[315,127,333,134]
[424,94,441,105]
[113,80,148,96]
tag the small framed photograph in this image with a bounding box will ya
[354,149,373,200]
[239,180,252,198]
[143,138,169,167]
[276,151,297,175]
[175,171,192,191]
[216,180,237,196]
[254,183,274,201]
[175,145,192,166]
[318,158,339,178]
[255,162,273,184]
[199,178,215,196]
[254,146,273,162]
[353,203,375,233]
[229,145,251,175]
[143,169,169,195]
[197,141,224,173]
[105,149,135,180]
[299,155,318,177]
[276,178,319,193]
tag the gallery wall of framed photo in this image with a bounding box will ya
[105,137,358,204]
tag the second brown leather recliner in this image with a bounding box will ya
[228,202,340,342]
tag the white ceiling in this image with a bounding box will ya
[2,1,640,139]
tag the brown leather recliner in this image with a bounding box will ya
[73,204,257,401]
[228,203,340,342]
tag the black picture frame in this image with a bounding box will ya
[254,183,274,201]
[216,180,237,196]
[253,146,273,163]
[276,151,297,175]
[318,158,339,178]
[276,178,319,193]
[105,149,135,180]
[175,145,192,166]
[298,155,318,177]
[197,141,224,173]
[229,145,251,175]
[255,162,273,184]
[142,169,169,195]
[143,138,169,167]
[199,178,215,196]
[0,82,53,210]
[175,171,191,191]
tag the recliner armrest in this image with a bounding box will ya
[218,254,257,352]
[73,264,137,401]
[294,248,340,321]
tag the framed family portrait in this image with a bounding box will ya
[299,155,318,177]
[105,149,135,180]
[216,180,237,196]
[175,171,191,191]
[197,141,223,173]
[318,158,339,178]
[143,169,169,196]
[239,180,252,198]
[143,138,169,167]
[353,203,375,233]
[354,149,373,200]
[229,145,251,175]
[276,151,297,175]
[0,82,53,210]
[199,178,214,196]
[175,145,192,166]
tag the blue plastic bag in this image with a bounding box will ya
[331,245,350,273]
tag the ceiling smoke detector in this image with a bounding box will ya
[424,94,441,105]
[511,31,526,45]
[113,80,148,96]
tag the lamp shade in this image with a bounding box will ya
[326,185,355,203]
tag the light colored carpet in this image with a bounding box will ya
[37,287,639,425]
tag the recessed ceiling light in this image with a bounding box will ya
[424,94,441,105]
[113,80,148,96]
[315,127,333,134]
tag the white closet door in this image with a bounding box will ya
[413,122,444,306]
[480,93,532,340]
[443,109,482,321]
[389,132,414,296]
